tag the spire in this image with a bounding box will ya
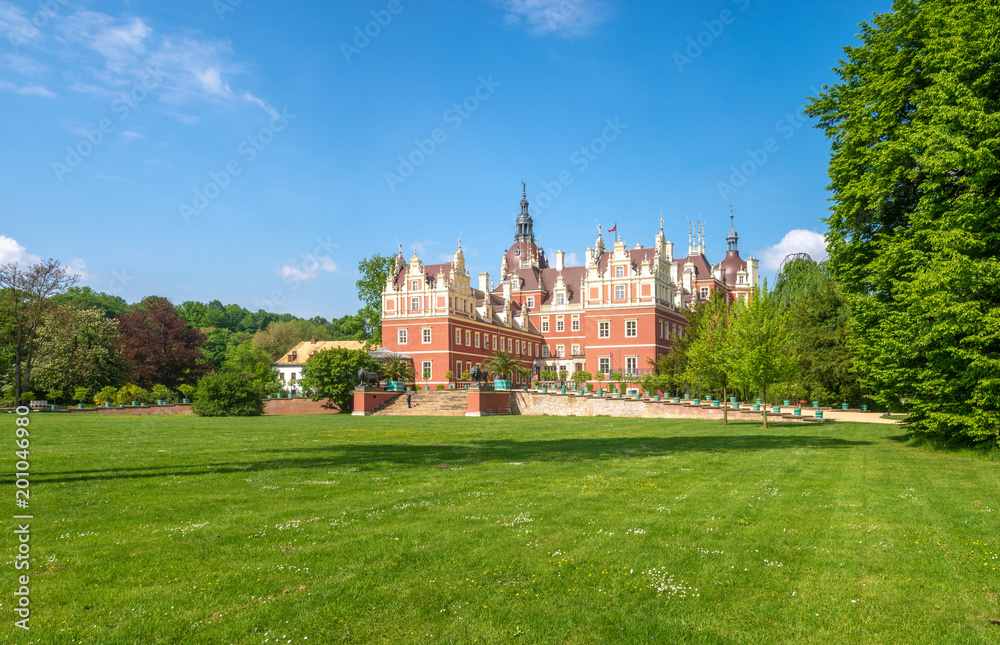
[727,204,739,253]
[515,183,534,243]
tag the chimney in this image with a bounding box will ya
[502,280,512,302]
[311,339,317,344]
[478,272,490,292]
[555,250,565,271]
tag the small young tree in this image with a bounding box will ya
[151,384,175,403]
[573,370,592,390]
[444,370,455,384]
[609,371,624,393]
[74,386,90,405]
[47,389,63,404]
[558,369,569,386]
[729,283,796,428]
[94,385,117,406]
[177,384,196,401]
[595,371,605,390]
[685,294,740,425]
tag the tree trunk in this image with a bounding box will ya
[722,385,728,426]
[762,384,768,429]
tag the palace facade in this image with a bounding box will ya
[380,187,758,386]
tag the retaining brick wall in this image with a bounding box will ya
[512,392,808,422]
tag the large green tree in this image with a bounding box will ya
[299,347,378,413]
[33,306,127,396]
[251,319,333,361]
[52,286,128,318]
[806,0,1000,444]
[0,258,78,403]
[356,252,396,347]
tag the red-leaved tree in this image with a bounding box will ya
[117,296,210,388]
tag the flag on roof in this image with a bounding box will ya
[608,223,617,232]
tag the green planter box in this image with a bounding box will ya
[705,396,713,401]
[793,408,801,416]
[693,398,700,405]
[812,401,820,408]
[815,410,824,419]
[732,402,739,410]
[862,404,868,411]
[730,396,737,403]
[756,398,763,405]
[653,395,660,401]
[386,381,405,392]
[597,388,604,396]
[182,399,189,404]
[783,400,791,406]
[772,406,781,414]
[841,403,849,410]
[77,404,85,409]
[673,397,681,403]
[713,400,720,407]
[752,404,760,411]
[615,392,622,399]
[683,393,690,399]
[494,380,511,391]
[634,393,641,400]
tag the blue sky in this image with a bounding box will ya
[0,0,891,319]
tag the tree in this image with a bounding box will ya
[192,371,265,417]
[356,252,396,346]
[33,306,127,397]
[573,370,592,389]
[299,347,378,413]
[52,286,128,318]
[117,296,210,389]
[647,303,709,396]
[74,386,90,405]
[223,340,280,394]
[685,295,739,425]
[94,386,118,406]
[805,0,1000,444]
[251,319,332,361]
[729,283,796,428]
[0,258,78,404]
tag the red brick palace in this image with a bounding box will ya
[380,186,758,386]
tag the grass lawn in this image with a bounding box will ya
[3,413,998,644]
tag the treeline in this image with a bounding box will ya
[0,271,371,408]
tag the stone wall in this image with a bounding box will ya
[512,392,806,422]
[466,390,513,416]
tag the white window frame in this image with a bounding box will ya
[422,360,432,378]
[527,296,535,308]
[556,345,565,358]
[626,356,638,375]
[615,266,624,278]
[556,292,566,305]
[475,332,480,348]
[542,346,551,358]
[571,317,580,331]
[455,329,461,345]
[700,287,710,299]
[398,329,408,344]
[556,318,564,332]
[614,285,626,300]
[466,330,471,346]
[422,328,431,344]
[541,318,549,332]
[625,320,637,338]
[572,344,580,355]
[598,321,610,338]
[599,357,610,373]
[411,297,420,311]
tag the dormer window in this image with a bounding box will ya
[556,292,566,306]
[411,280,420,290]
[288,351,297,362]
[515,247,520,256]
[615,266,624,278]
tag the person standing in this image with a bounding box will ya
[406,392,412,408]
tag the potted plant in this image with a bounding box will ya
[382,354,413,391]
[573,370,591,394]
[178,384,195,404]
[595,371,605,395]
[462,370,472,389]
[74,386,90,409]
[444,370,455,389]
[610,371,624,398]
[483,350,519,391]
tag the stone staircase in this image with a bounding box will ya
[374,389,468,416]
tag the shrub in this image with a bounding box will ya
[192,371,265,417]
[47,389,64,404]
[115,384,150,405]
[74,387,90,405]
[177,384,196,401]
[436,384,446,390]
[21,391,36,405]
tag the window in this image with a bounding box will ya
[290,372,297,382]
[700,287,710,299]
[598,321,610,338]
[738,275,745,284]
[572,344,580,355]
[542,346,551,357]
[527,296,535,308]
[422,361,432,378]
[571,317,580,331]
[411,280,420,290]
[475,332,480,348]
[422,328,431,343]
[279,372,286,380]
[456,361,462,375]
[515,340,520,353]
[556,318,564,332]
[484,335,490,350]
[556,345,565,357]
[625,320,637,338]
[466,331,471,346]
[398,329,408,344]
[614,285,626,300]
[556,292,566,305]
[615,265,624,277]
[411,297,420,311]
[541,318,549,332]
[493,335,498,350]
[599,357,610,373]
[515,247,520,256]
[626,357,637,375]
[535,343,539,357]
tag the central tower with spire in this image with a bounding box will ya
[514,181,535,243]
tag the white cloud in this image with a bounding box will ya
[0,79,55,97]
[241,90,280,120]
[495,0,608,37]
[0,235,41,266]
[761,229,829,271]
[277,255,339,283]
